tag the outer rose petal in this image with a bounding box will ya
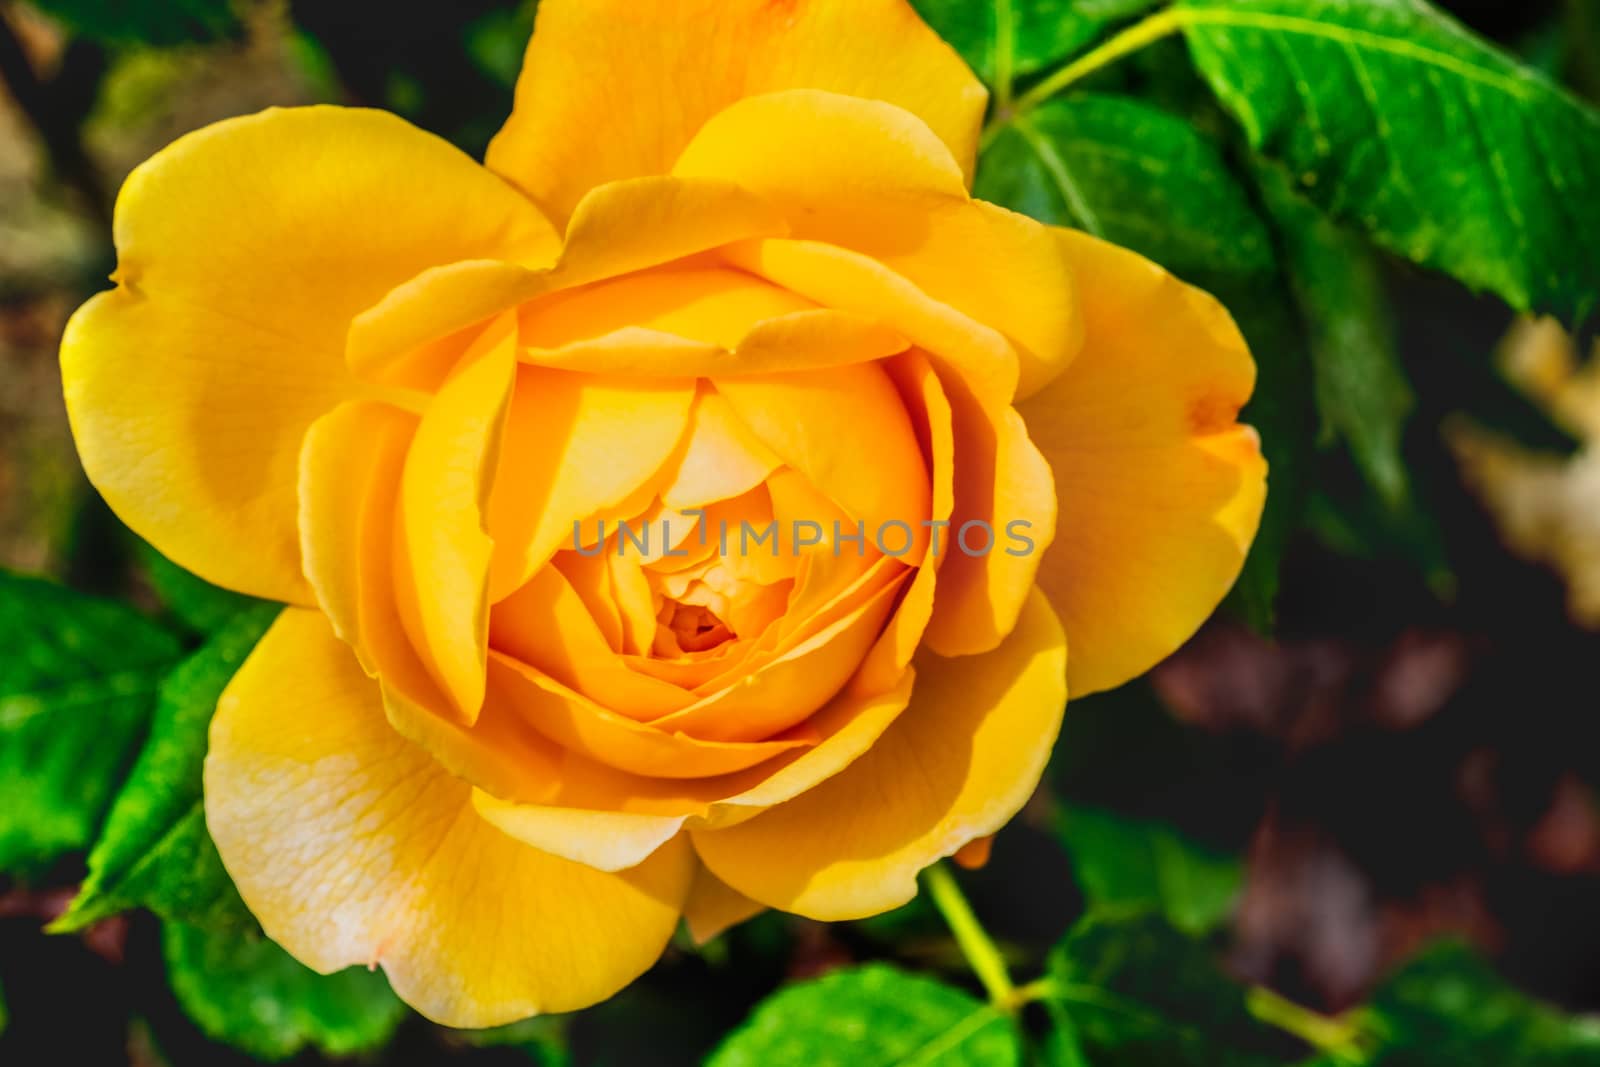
[675,90,969,201]
[675,90,1081,395]
[487,0,987,220]
[471,789,687,874]
[62,106,558,602]
[721,237,1017,409]
[517,312,911,379]
[348,176,790,390]
[1017,232,1266,697]
[521,266,813,351]
[692,589,1066,919]
[682,865,765,944]
[206,609,693,1026]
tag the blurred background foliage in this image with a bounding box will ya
[3,0,1600,1064]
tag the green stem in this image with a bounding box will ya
[1246,987,1368,1062]
[981,8,1187,150]
[922,863,1016,1008]
[993,0,1017,111]
[1015,7,1185,112]
[1011,977,1057,1005]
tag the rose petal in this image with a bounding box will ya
[714,361,932,561]
[488,367,696,599]
[692,588,1065,919]
[348,176,788,389]
[676,90,1079,394]
[1017,231,1264,696]
[490,654,814,779]
[922,400,1057,657]
[62,106,557,601]
[394,313,518,722]
[206,608,693,1026]
[487,0,986,220]
[492,564,693,716]
[471,790,687,873]
[682,864,765,944]
[721,237,1017,409]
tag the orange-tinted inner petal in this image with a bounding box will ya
[482,352,933,770]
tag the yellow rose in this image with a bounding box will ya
[59,0,1264,1026]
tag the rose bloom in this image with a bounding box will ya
[61,0,1264,1026]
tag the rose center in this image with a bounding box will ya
[660,599,735,652]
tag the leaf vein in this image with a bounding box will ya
[1184,8,1535,99]
[891,1006,1004,1067]
[1014,117,1105,237]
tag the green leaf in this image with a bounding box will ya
[1055,805,1242,934]
[1176,0,1600,322]
[0,571,183,875]
[1255,165,1454,591]
[1344,943,1600,1066]
[1047,912,1291,1067]
[977,94,1276,278]
[451,1015,571,1066]
[163,921,405,1062]
[975,92,1315,626]
[54,604,280,932]
[709,964,1023,1067]
[136,541,268,636]
[1255,165,1414,510]
[911,0,1111,91]
[1038,998,1092,1067]
[25,0,241,46]
[1073,0,1164,18]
